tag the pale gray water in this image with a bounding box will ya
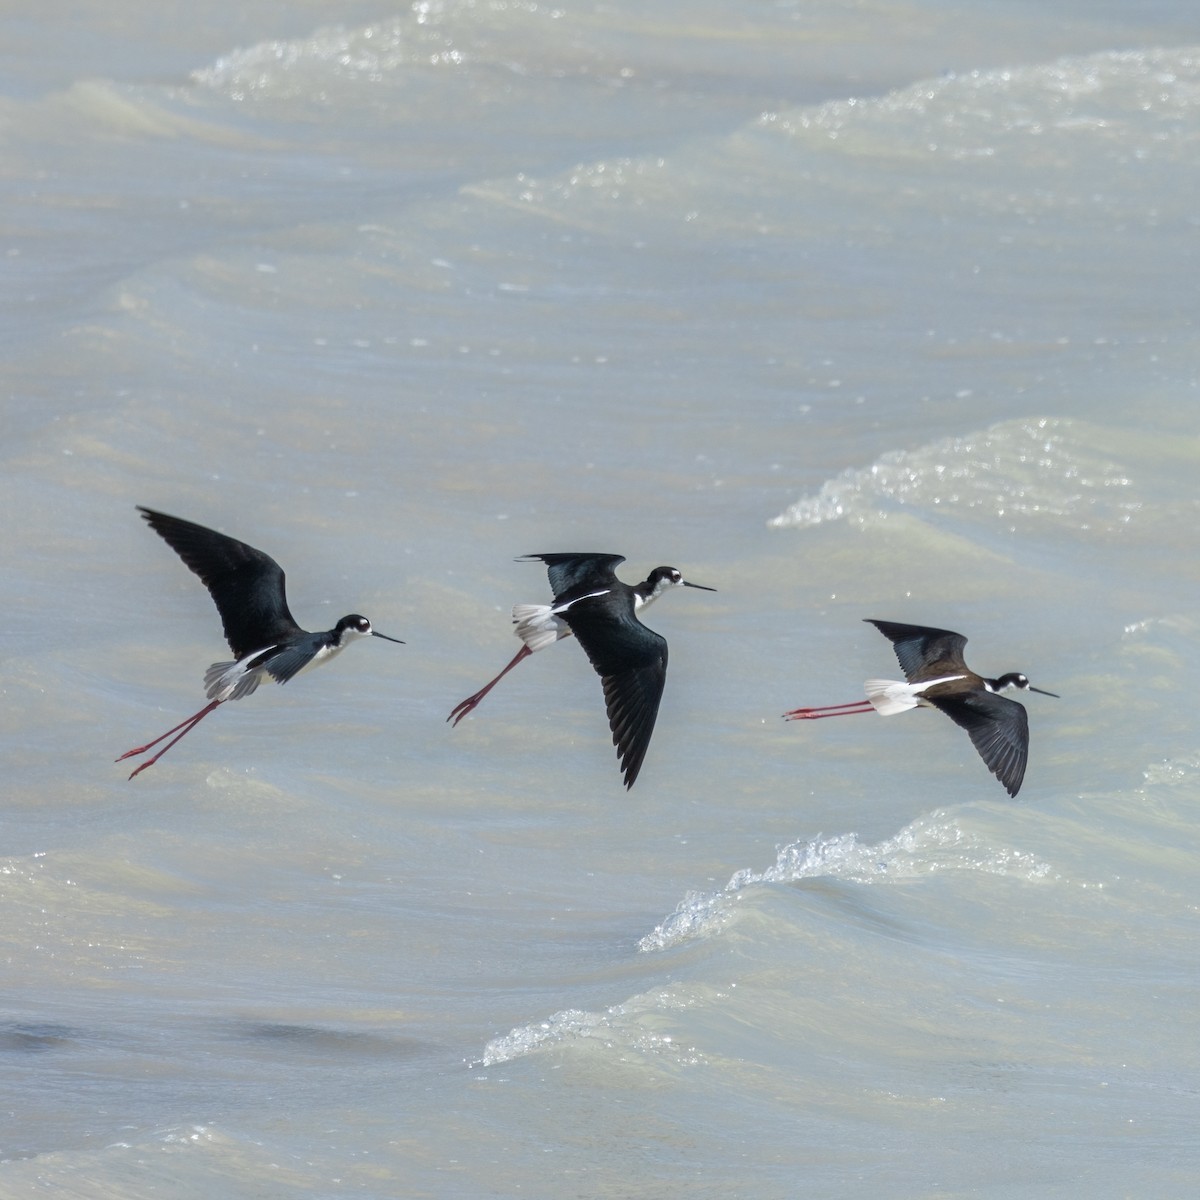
[2,1,1200,1195]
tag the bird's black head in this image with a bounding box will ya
[335,614,404,645]
[642,566,716,602]
[993,672,1058,697]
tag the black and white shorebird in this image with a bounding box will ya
[784,619,1057,797]
[448,554,715,789]
[118,507,402,779]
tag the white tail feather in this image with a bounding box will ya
[864,674,966,716]
[863,679,921,716]
[512,603,570,652]
[204,660,263,702]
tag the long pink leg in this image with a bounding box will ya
[783,700,874,721]
[117,699,222,778]
[447,644,532,726]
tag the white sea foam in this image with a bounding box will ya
[765,46,1200,159]
[191,16,458,100]
[478,815,1054,1066]
[475,988,707,1068]
[768,417,1139,533]
[639,815,1054,953]
[191,3,586,101]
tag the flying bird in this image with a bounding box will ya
[118,507,402,778]
[784,619,1057,796]
[448,553,714,789]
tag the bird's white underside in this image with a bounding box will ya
[204,638,357,702]
[863,674,966,716]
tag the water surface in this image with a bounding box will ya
[2,1,1199,1195]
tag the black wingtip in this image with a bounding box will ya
[620,751,644,790]
[1000,768,1023,798]
[613,722,652,791]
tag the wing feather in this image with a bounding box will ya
[138,507,302,659]
[601,654,667,790]
[520,553,625,603]
[866,619,969,682]
[930,691,1030,797]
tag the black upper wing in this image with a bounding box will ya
[928,690,1029,798]
[520,553,626,604]
[866,619,969,682]
[554,580,667,791]
[138,507,302,658]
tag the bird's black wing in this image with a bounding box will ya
[928,691,1029,798]
[558,594,667,791]
[138,507,303,659]
[519,553,626,604]
[866,619,969,682]
[602,651,667,790]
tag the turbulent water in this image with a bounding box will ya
[2,1,1199,1195]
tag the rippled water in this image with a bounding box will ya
[2,1,1199,1195]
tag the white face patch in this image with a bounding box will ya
[637,578,679,609]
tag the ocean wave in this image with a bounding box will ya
[475,987,707,1068]
[768,416,1139,534]
[191,2,594,102]
[762,45,1200,163]
[192,18,442,101]
[639,815,1054,953]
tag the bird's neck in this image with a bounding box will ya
[634,579,671,609]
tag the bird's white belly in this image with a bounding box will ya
[297,643,344,674]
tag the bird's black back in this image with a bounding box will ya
[138,507,303,659]
[521,553,626,605]
[866,619,970,682]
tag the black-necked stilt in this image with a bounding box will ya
[448,553,715,789]
[118,507,402,779]
[784,619,1057,797]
